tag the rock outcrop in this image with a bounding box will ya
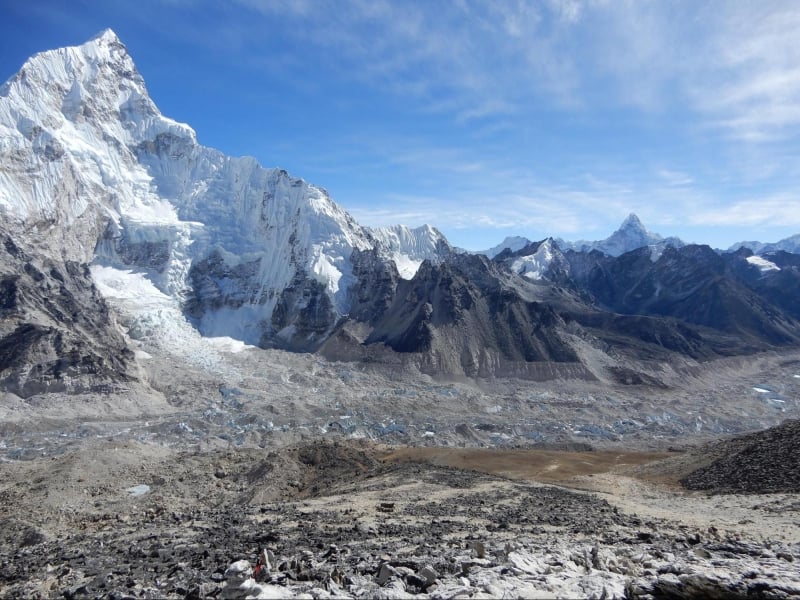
[682,419,800,493]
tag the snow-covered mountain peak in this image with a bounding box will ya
[89,27,122,44]
[557,214,682,258]
[0,28,197,236]
[509,238,565,281]
[620,212,644,228]
[0,31,406,350]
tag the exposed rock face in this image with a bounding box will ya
[736,250,800,321]
[0,227,134,397]
[268,274,338,352]
[682,419,800,493]
[347,247,400,323]
[365,254,583,377]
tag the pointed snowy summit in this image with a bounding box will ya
[557,213,683,257]
[618,213,647,233]
[89,27,123,44]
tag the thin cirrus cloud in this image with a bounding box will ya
[689,2,800,140]
[221,1,800,150]
[691,195,800,228]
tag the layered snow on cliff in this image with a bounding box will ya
[367,224,451,278]
[0,29,193,238]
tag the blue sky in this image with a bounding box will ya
[2,0,800,250]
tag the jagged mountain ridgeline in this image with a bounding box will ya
[2,30,800,395]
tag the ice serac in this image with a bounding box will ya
[0,29,410,352]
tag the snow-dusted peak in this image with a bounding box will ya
[559,214,682,258]
[606,213,660,249]
[89,27,122,44]
[478,235,532,259]
[730,234,800,256]
[367,224,451,279]
[618,212,646,232]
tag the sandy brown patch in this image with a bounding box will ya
[380,447,671,483]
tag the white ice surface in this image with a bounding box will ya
[746,255,780,272]
[511,239,557,280]
[90,264,255,369]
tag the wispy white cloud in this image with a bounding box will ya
[657,169,694,187]
[689,2,800,140]
[690,194,800,227]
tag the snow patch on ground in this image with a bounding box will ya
[746,255,780,272]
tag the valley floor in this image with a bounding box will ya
[1,347,799,598]
[0,439,798,599]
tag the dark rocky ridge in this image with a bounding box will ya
[363,254,584,377]
[562,244,800,348]
[682,419,800,494]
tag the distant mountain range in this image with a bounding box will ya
[481,213,800,259]
[1,30,799,396]
[728,234,800,256]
